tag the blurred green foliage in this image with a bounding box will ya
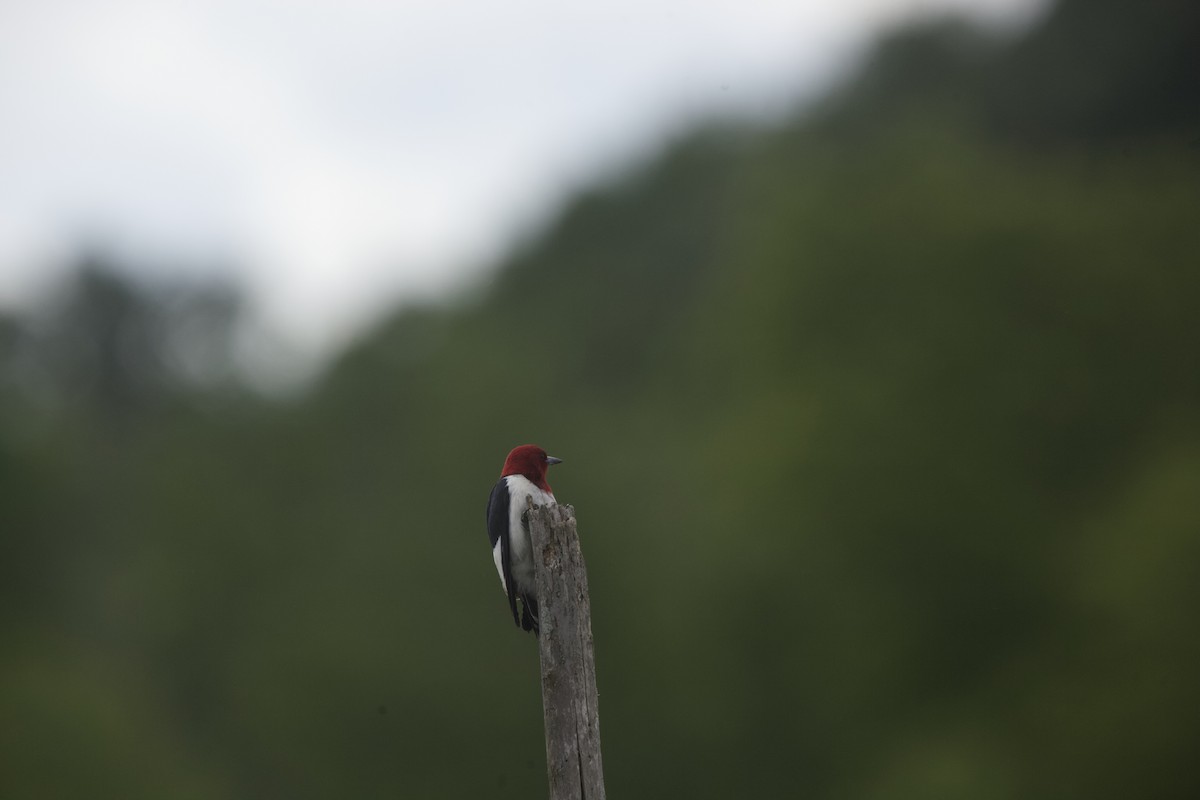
[3,1,1199,797]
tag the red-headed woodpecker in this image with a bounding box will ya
[487,444,563,634]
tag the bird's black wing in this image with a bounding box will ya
[486,478,520,628]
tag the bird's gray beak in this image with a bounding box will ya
[546,456,563,465]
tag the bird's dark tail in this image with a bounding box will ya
[520,594,540,636]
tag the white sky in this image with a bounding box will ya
[0,0,1045,365]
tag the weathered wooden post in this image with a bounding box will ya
[526,500,606,800]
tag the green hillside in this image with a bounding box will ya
[3,1,1199,797]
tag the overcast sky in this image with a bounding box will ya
[0,0,1045,364]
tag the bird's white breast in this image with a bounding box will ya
[498,475,555,595]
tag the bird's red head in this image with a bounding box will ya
[501,444,562,493]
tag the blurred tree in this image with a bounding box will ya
[9,256,245,427]
[989,0,1200,142]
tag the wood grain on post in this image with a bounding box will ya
[526,500,606,800]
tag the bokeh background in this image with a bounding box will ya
[3,0,1199,797]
